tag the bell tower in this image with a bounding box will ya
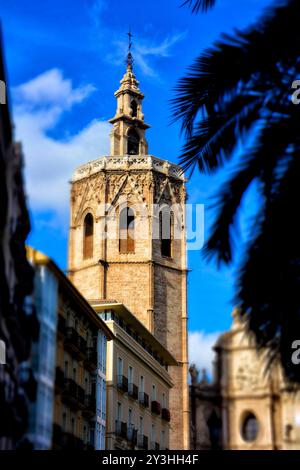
[109,33,149,156]
[68,37,189,449]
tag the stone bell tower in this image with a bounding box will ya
[68,42,189,449]
[109,45,149,157]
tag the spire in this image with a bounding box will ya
[126,28,134,70]
[108,31,150,157]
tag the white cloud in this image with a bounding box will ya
[188,330,221,378]
[13,69,110,222]
[109,33,186,78]
[14,68,96,109]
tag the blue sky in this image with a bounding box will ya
[0,0,272,372]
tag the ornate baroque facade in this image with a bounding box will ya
[190,311,300,450]
[68,55,189,449]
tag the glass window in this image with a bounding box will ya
[152,384,156,401]
[140,375,144,393]
[241,412,259,442]
[128,365,133,384]
[117,357,123,377]
[117,402,122,422]
[159,207,172,258]
[83,213,94,259]
[119,207,135,253]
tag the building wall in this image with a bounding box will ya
[0,35,36,449]
[53,293,101,450]
[105,320,171,450]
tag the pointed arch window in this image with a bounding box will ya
[83,213,94,259]
[127,128,140,155]
[159,206,172,258]
[119,207,135,253]
[131,100,138,118]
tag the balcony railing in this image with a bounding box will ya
[64,327,87,359]
[61,432,84,449]
[84,347,97,371]
[151,400,161,416]
[115,420,127,439]
[151,441,160,450]
[63,378,77,398]
[117,375,128,393]
[57,315,66,336]
[77,385,85,407]
[55,367,64,392]
[137,434,148,450]
[161,408,171,422]
[82,394,96,419]
[62,378,89,410]
[85,394,96,411]
[127,425,138,445]
[138,392,149,408]
[128,383,138,400]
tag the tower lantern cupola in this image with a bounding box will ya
[109,32,150,156]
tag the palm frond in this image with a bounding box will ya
[203,115,294,265]
[181,0,216,13]
[179,94,262,174]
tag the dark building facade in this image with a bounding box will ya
[0,29,38,449]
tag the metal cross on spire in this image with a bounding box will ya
[126,28,134,69]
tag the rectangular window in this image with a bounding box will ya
[128,365,133,384]
[151,424,156,443]
[161,430,166,449]
[117,357,123,377]
[64,359,68,377]
[152,384,156,401]
[117,402,122,422]
[102,379,106,420]
[140,375,144,393]
[128,408,133,426]
[139,416,143,435]
[162,392,166,408]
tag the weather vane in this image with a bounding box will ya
[126,28,134,68]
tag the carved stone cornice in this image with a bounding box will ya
[72,155,186,183]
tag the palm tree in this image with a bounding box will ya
[173,0,300,383]
[181,0,216,13]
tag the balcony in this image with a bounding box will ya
[82,394,96,419]
[151,442,160,451]
[64,327,87,360]
[61,432,84,449]
[61,432,76,449]
[84,443,95,451]
[138,392,149,408]
[117,375,128,393]
[137,434,148,450]
[55,367,64,393]
[52,423,62,448]
[84,347,97,371]
[127,425,137,446]
[151,400,161,416]
[77,385,85,408]
[62,378,79,408]
[57,315,66,337]
[77,336,87,360]
[128,383,138,400]
[115,420,127,439]
[161,408,171,422]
